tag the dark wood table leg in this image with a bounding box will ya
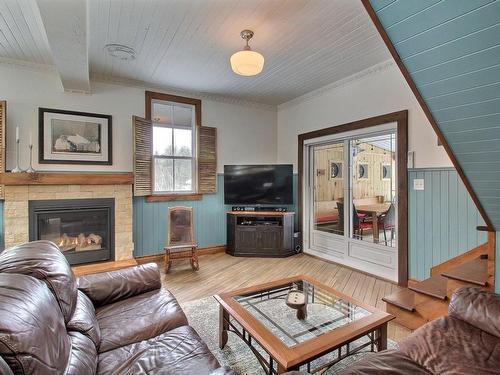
[219,305,229,349]
[377,324,388,351]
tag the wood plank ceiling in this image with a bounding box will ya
[0,0,390,105]
[366,0,500,230]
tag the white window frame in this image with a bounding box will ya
[151,99,197,194]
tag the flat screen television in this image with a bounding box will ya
[224,164,293,205]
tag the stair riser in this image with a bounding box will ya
[386,304,426,330]
[413,292,445,306]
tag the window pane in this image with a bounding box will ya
[152,102,172,124]
[154,158,173,192]
[174,128,192,156]
[153,126,172,156]
[173,105,193,126]
[174,159,192,191]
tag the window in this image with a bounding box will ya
[146,92,201,195]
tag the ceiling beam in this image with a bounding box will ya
[36,0,90,93]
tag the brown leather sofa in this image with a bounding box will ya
[341,286,500,374]
[287,287,500,375]
[0,241,236,375]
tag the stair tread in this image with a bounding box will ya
[408,275,448,300]
[382,288,415,312]
[441,257,488,286]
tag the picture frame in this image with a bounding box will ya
[39,108,112,165]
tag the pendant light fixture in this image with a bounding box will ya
[230,30,265,76]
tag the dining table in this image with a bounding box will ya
[356,203,391,243]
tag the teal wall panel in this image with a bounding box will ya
[133,174,298,257]
[0,202,3,250]
[408,168,487,280]
[369,0,500,287]
[497,232,500,293]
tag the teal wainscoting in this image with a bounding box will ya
[496,232,500,293]
[133,174,298,257]
[409,168,487,281]
[0,201,3,250]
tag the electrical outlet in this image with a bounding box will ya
[413,178,424,191]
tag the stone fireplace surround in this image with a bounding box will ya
[4,184,134,261]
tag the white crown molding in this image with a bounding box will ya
[0,56,55,72]
[90,73,277,112]
[277,59,396,110]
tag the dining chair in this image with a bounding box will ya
[336,202,373,239]
[378,204,396,245]
[164,206,199,272]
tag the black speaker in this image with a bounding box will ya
[293,232,302,253]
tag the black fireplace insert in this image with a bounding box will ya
[29,198,115,265]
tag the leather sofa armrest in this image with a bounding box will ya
[77,263,161,307]
[209,367,240,375]
[0,356,14,375]
[448,286,500,338]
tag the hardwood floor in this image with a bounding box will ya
[158,252,412,342]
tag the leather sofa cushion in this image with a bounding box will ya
[78,263,161,307]
[0,240,77,322]
[449,286,500,338]
[0,273,70,374]
[337,350,431,374]
[97,325,221,375]
[399,316,500,375]
[65,332,98,375]
[95,288,188,353]
[67,290,101,349]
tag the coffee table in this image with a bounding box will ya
[214,275,394,374]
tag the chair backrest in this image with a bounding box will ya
[382,203,396,225]
[336,201,344,222]
[167,206,194,246]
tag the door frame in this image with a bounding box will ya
[298,110,408,286]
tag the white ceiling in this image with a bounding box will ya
[0,0,391,105]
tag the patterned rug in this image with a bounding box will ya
[182,296,397,374]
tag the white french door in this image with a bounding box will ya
[303,123,399,281]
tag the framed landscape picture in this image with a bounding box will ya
[39,108,112,165]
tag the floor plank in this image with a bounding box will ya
[159,252,412,342]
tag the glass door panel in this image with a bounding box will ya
[350,133,396,247]
[312,142,345,236]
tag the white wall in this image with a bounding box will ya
[0,63,277,173]
[277,61,452,170]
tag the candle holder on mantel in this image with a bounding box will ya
[25,144,36,173]
[11,139,24,173]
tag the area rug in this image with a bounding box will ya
[182,296,397,374]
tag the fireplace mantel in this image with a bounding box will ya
[0,172,133,186]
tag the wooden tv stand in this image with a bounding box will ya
[226,211,295,257]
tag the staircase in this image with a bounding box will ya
[383,231,495,330]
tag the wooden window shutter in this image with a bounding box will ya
[198,126,217,193]
[0,101,5,199]
[133,116,152,196]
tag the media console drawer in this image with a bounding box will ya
[226,211,295,258]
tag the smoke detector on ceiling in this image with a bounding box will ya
[104,44,136,61]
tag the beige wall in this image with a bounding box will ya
[277,61,452,170]
[0,63,277,173]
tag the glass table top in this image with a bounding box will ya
[234,280,371,347]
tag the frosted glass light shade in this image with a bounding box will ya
[230,50,265,76]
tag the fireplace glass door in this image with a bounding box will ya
[29,199,114,265]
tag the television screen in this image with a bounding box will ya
[224,164,293,205]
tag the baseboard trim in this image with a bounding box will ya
[135,245,226,264]
[72,258,138,277]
